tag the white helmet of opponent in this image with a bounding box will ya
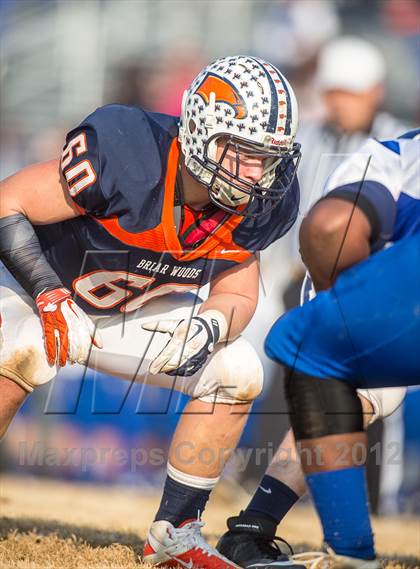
[179,55,300,217]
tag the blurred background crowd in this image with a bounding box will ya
[1,0,419,517]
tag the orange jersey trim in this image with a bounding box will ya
[94,216,166,252]
[89,142,178,252]
[161,141,246,262]
[72,202,87,216]
[87,138,247,262]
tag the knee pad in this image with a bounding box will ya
[198,337,264,405]
[1,267,57,392]
[358,386,407,425]
[1,345,56,393]
[284,369,363,440]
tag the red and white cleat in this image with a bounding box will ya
[143,519,242,569]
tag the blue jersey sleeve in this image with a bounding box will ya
[60,105,170,230]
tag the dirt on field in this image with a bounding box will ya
[0,475,419,569]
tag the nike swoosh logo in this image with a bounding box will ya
[230,194,245,202]
[259,486,272,494]
[173,557,193,569]
[189,323,203,342]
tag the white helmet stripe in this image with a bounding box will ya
[248,57,278,134]
[254,58,293,136]
[276,70,293,136]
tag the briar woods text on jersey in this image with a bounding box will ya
[136,258,203,279]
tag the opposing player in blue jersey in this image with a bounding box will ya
[263,130,419,568]
[216,131,414,568]
[0,56,301,568]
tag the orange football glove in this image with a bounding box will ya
[36,287,102,367]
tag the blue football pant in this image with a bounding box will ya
[265,235,420,388]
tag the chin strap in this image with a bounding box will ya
[174,166,184,235]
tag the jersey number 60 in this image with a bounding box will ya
[73,270,197,312]
[61,133,96,197]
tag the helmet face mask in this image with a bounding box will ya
[179,55,300,218]
[192,133,301,217]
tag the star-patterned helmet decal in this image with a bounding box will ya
[179,54,298,193]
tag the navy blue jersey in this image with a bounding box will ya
[36,105,299,315]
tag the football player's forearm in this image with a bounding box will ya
[0,213,63,298]
[0,162,78,298]
[199,292,257,340]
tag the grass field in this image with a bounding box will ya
[1,475,419,569]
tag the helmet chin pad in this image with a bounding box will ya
[211,179,251,206]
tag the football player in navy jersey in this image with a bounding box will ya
[0,56,301,568]
[217,130,419,569]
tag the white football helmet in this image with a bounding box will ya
[178,55,301,217]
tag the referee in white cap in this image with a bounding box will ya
[296,35,412,223]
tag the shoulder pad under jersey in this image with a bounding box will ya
[61,104,178,231]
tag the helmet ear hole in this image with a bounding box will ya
[207,136,218,161]
[188,119,197,134]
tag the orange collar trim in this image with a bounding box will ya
[162,140,245,261]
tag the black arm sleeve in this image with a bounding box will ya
[0,213,64,298]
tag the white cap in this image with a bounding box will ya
[317,36,386,93]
